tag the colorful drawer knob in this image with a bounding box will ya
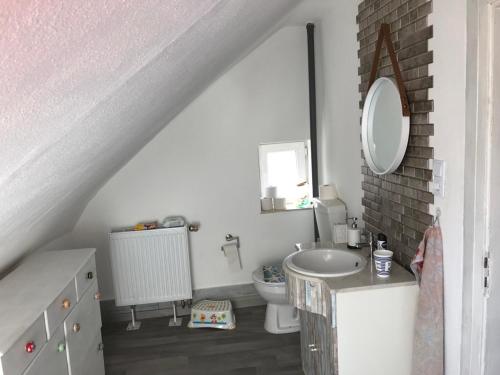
[62,298,71,310]
[57,342,66,353]
[25,341,36,353]
[87,271,93,280]
[72,323,81,333]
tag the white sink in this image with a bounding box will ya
[284,248,367,278]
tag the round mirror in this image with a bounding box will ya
[361,77,409,175]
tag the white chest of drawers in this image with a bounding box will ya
[0,249,104,375]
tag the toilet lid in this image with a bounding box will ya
[262,265,286,283]
[252,268,285,286]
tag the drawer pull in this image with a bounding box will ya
[57,342,66,353]
[98,343,104,352]
[310,347,319,352]
[72,323,81,333]
[87,271,94,280]
[62,298,71,310]
[25,341,36,353]
[94,291,102,301]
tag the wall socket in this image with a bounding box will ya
[432,159,446,198]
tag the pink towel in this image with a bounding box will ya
[410,226,444,375]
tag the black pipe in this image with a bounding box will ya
[307,23,319,241]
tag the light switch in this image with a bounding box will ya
[433,160,446,198]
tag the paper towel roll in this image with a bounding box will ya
[265,186,278,198]
[222,243,242,270]
[319,184,338,200]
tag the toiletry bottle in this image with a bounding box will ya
[377,233,388,250]
[347,218,361,249]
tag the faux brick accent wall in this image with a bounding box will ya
[357,0,433,267]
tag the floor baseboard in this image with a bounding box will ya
[100,283,265,324]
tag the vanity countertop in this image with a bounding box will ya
[284,243,417,293]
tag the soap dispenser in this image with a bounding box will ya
[347,217,361,249]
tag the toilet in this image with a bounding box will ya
[252,265,299,334]
[252,198,345,334]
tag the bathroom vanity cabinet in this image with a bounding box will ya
[285,249,418,375]
[0,249,104,375]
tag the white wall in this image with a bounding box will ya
[43,26,314,300]
[0,1,300,275]
[291,0,363,221]
[429,1,467,373]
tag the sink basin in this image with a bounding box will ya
[284,248,367,278]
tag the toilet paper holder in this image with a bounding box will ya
[223,233,240,249]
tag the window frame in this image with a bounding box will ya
[258,140,312,209]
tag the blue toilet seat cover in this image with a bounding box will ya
[262,265,286,283]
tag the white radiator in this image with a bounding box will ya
[109,226,192,306]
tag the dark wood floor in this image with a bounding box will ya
[102,305,304,375]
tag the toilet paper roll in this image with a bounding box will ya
[222,243,242,271]
[273,197,286,210]
[265,186,278,198]
[261,197,274,211]
[319,184,338,200]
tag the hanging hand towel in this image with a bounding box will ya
[410,226,444,375]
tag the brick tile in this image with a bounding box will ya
[362,181,380,195]
[398,39,428,59]
[408,0,427,11]
[409,123,434,136]
[362,197,381,211]
[398,25,433,48]
[406,146,434,159]
[417,1,432,18]
[358,0,432,253]
[411,100,434,113]
[403,156,430,169]
[408,135,430,147]
[365,207,383,221]
[417,190,434,203]
[407,89,429,102]
[410,112,430,124]
[404,75,433,91]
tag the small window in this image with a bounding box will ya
[258,141,313,210]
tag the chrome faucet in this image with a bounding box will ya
[355,232,374,257]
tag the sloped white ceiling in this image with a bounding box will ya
[0,0,300,273]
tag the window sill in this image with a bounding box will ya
[260,207,312,214]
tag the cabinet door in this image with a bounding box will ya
[45,279,77,339]
[300,310,314,374]
[300,311,322,375]
[81,332,105,375]
[0,314,47,375]
[65,281,101,375]
[300,310,335,375]
[316,312,335,374]
[24,325,68,375]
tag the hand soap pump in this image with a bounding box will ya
[347,217,361,249]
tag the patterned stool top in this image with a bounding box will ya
[262,265,286,283]
[191,299,232,312]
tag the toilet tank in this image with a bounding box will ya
[314,198,347,242]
